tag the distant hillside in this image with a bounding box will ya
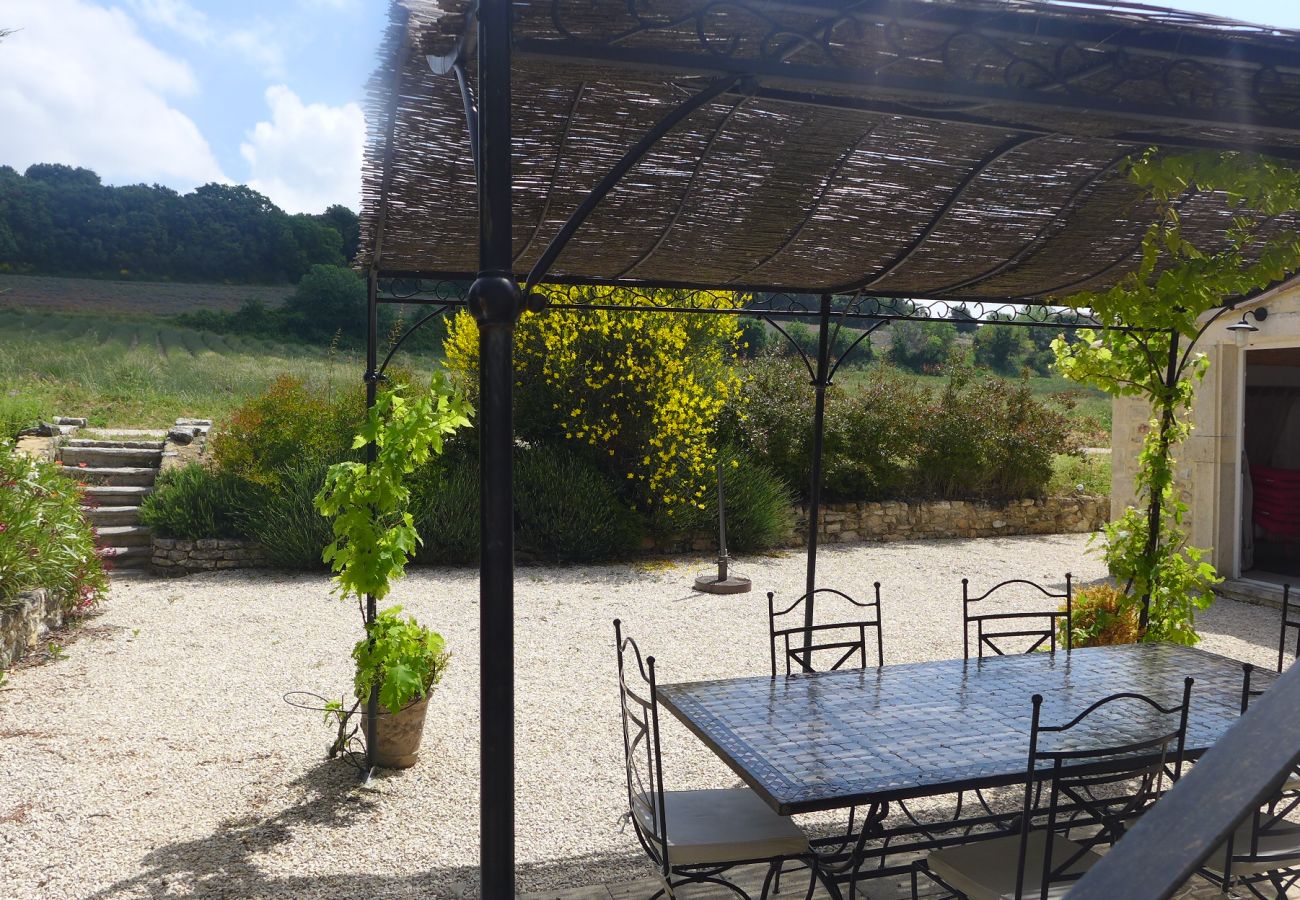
[0,163,359,283]
[0,274,293,316]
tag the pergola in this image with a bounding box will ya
[356,0,1300,894]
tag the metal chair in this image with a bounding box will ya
[962,575,1073,660]
[1195,663,1300,898]
[768,586,884,677]
[913,679,1194,900]
[1277,584,1297,672]
[613,619,841,900]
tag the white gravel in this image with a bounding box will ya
[0,534,1284,898]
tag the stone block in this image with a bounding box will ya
[216,560,240,569]
[154,538,175,550]
[191,549,224,560]
[195,538,219,550]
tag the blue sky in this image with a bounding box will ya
[0,0,1298,216]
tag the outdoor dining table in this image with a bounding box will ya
[657,642,1272,819]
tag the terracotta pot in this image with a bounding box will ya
[370,695,430,768]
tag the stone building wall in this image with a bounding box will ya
[152,538,266,573]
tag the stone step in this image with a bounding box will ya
[60,446,163,468]
[64,439,165,451]
[84,505,141,527]
[83,485,152,505]
[95,525,152,547]
[61,466,157,487]
[97,545,151,568]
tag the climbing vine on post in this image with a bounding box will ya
[1054,149,1300,644]
[315,374,473,604]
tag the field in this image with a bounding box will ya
[0,308,438,427]
[0,273,293,315]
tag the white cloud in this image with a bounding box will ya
[241,85,364,214]
[0,0,227,189]
[128,0,285,76]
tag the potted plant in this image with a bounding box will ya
[314,374,472,768]
[350,605,450,767]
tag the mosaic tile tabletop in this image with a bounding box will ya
[658,643,1271,815]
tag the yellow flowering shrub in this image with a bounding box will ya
[444,286,744,516]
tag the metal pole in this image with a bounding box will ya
[472,1,521,896]
[802,293,832,671]
[363,270,380,773]
[717,457,728,582]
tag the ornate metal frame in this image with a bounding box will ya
[355,2,1300,892]
[962,575,1075,659]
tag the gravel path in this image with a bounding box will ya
[0,534,1284,898]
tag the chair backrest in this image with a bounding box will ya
[613,619,670,876]
[1224,663,1300,881]
[768,585,884,676]
[962,575,1073,660]
[1277,584,1297,673]
[1015,678,1195,900]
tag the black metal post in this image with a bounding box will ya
[802,293,832,670]
[472,1,522,896]
[363,270,380,772]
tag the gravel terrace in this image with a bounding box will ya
[0,534,1284,898]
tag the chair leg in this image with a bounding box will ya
[761,862,780,900]
[810,858,844,900]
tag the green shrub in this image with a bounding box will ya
[886,320,956,373]
[0,394,42,441]
[210,375,363,486]
[1048,453,1111,497]
[659,448,794,551]
[411,457,479,565]
[242,463,336,569]
[0,442,106,612]
[413,444,644,564]
[139,464,264,539]
[733,358,1074,503]
[515,444,643,562]
[911,367,1076,501]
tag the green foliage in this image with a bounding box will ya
[1061,584,1142,648]
[0,442,107,613]
[316,376,473,601]
[658,448,795,551]
[0,164,350,283]
[972,323,1032,375]
[411,458,479,565]
[1053,149,1300,642]
[514,445,644,562]
[412,445,645,563]
[771,319,874,368]
[0,393,42,440]
[240,463,335,569]
[886,320,956,373]
[210,375,364,486]
[1048,453,1111,497]
[139,464,264,539]
[735,317,770,359]
[734,357,1074,502]
[280,265,366,344]
[353,605,450,715]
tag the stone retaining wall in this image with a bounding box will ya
[152,538,266,573]
[795,495,1108,544]
[148,496,1107,570]
[1,589,66,668]
[649,495,1107,554]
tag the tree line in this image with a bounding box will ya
[0,164,360,284]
